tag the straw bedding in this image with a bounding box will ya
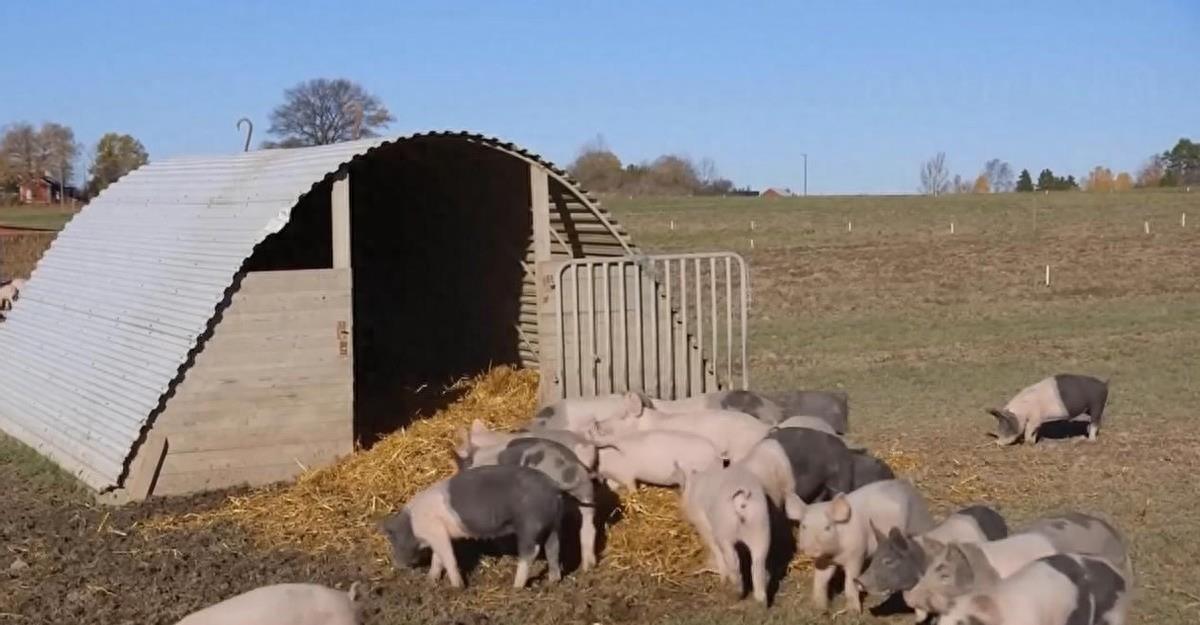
[144,367,985,579]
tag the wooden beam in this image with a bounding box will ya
[530,166,551,263]
[331,175,351,269]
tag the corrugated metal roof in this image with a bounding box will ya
[0,131,630,492]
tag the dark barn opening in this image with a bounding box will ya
[350,139,531,443]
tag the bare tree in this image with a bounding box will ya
[919,152,951,196]
[0,122,79,186]
[951,174,972,194]
[983,159,1014,192]
[265,78,394,147]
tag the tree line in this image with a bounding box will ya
[919,138,1199,195]
[0,123,149,201]
[567,137,744,196]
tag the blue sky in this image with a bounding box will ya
[1,1,1195,194]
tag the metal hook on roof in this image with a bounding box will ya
[236,118,253,152]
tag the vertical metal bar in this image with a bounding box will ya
[694,257,703,392]
[739,257,749,389]
[636,262,646,394]
[724,256,733,387]
[679,258,689,397]
[556,265,567,400]
[619,261,628,392]
[587,262,597,396]
[602,262,612,394]
[709,257,717,389]
[572,264,581,397]
[664,258,673,399]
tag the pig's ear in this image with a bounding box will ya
[944,544,970,571]
[470,419,488,434]
[923,537,945,558]
[987,408,1020,439]
[624,391,647,418]
[888,527,908,548]
[828,493,852,523]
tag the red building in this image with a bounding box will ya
[17,175,76,204]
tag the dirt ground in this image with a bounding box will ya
[4,191,1200,624]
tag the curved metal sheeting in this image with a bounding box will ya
[0,131,630,491]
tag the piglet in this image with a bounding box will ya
[858,505,1008,620]
[453,435,598,570]
[761,389,850,434]
[987,374,1109,444]
[591,429,720,491]
[939,553,1130,625]
[598,391,769,461]
[906,512,1127,616]
[676,463,773,603]
[652,389,785,424]
[773,415,841,437]
[795,479,935,613]
[173,583,359,625]
[757,427,867,502]
[381,465,564,588]
[464,419,598,469]
[530,392,649,432]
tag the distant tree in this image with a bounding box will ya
[265,78,394,147]
[1064,175,1079,190]
[1160,138,1200,186]
[648,155,701,194]
[0,121,79,187]
[1084,166,1115,192]
[569,143,624,192]
[1135,156,1165,188]
[983,159,1014,192]
[919,152,951,196]
[88,133,149,196]
[1036,168,1056,192]
[1113,172,1133,192]
[972,174,990,193]
[951,174,972,194]
[1016,169,1034,192]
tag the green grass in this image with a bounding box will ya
[605,190,1200,624]
[0,203,78,230]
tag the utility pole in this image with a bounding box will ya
[802,153,808,196]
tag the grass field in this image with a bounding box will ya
[0,203,77,231]
[2,190,1200,624]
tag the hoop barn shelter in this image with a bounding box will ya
[0,131,749,502]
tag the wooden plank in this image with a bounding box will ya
[166,421,351,454]
[221,290,350,315]
[160,440,350,475]
[331,175,351,269]
[530,166,551,263]
[210,310,349,335]
[158,398,351,430]
[235,268,351,294]
[124,432,168,501]
[173,368,351,396]
[152,463,308,496]
[170,380,352,403]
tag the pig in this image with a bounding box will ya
[0,278,26,316]
[590,429,721,491]
[452,435,599,570]
[381,465,565,588]
[774,415,841,437]
[755,427,873,503]
[906,512,1128,616]
[596,391,769,462]
[795,479,935,613]
[173,583,359,625]
[857,505,1008,620]
[939,553,1130,625]
[651,389,786,424]
[761,389,850,434]
[987,374,1110,445]
[463,419,598,469]
[849,450,896,489]
[530,392,650,432]
[676,463,773,603]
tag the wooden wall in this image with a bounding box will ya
[129,268,354,498]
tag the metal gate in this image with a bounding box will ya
[542,252,749,401]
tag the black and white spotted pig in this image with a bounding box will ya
[988,374,1109,445]
[380,465,565,588]
[453,436,599,570]
[939,553,1130,625]
[651,389,786,425]
[857,505,1008,620]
